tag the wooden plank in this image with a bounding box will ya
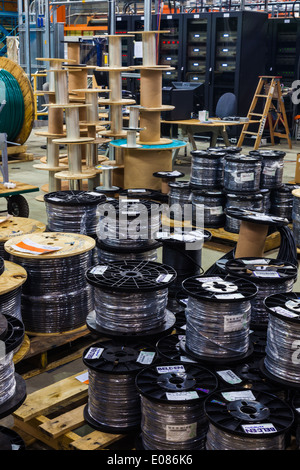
[39,404,86,438]
[13,416,82,450]
[13,372,89,422]
[70,430,123,451]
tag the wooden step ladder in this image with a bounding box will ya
[237,76,292,150]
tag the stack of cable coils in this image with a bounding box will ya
[224,192,264,233]
[5,232,95,335]
[271,184,300,221]
[223,154,262,193]
[182,274,257,363]
[204,388,294,450]
[225,258,297,329]
[96,198,161,250]
[44,190,106,235]
[0,427,25,450]
[135,362,218,450]
[168,181,192,221]
[189,150,222,189]
[83,339,158,433]
[191,189,226,228]
[249,149,285,189]
[263,292,300,388]
[96,239,161,263]
[0,258,27,322]
[292,187,300,247]
[0,312,26,418]
[85,260,177,339]
[156,229,211,297]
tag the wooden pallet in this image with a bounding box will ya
[12,371,133,450]
[1,144,34,162]
[15,327,101,380]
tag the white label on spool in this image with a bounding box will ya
[224,313,245,332]
[253,271,280,278]
[215,293,244,300]
[240,172,254,182]
[157,365,185,374]
[137,351,156,365]
[242,259,270,265]
[242,423,277,434]
[166,391,199,401]
[180,355,196,363]
[84,347,104,360]
[90,265,108,275]
[263,167,276,176]
[166,423,197,441]
[156,274,174,283]
[11,238,62,255]
[87,192,103,197]
[217,370,242,384]
[48,196,64,202]
[128,189,147,193]
[271,306,298,318]
[197,276,223,283]
[209,206,223,215]
[222,390,255,401]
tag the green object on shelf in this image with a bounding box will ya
[0,69,25,142]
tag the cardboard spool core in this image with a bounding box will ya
[235,220,269,258]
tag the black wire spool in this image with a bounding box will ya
[156,229,211,298]
[96,239,161,264]
[96,198,161,250]
[225,258,297,329]
[224,192,264,234]
[168,181,192,221]
[204,388,294,450]
[0,313,26,419]
[260,292,300,389]
[5,233,95,335]
[191,189,226,228]
[271,184,300,221]
[182,274,257,364]
[156,334,200,364]
[223,154,262,193]
[260,188,271,214]
[135,362,218,450]
[83,339,158,433]
[44,190,106,236]
[119,188,168,203]
[85,260,177,339]
[189,150,222,189]
[249,149,285,189]
[0,426,25,450]
[224,207,289,227]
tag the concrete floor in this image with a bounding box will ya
[1,126,300,445]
